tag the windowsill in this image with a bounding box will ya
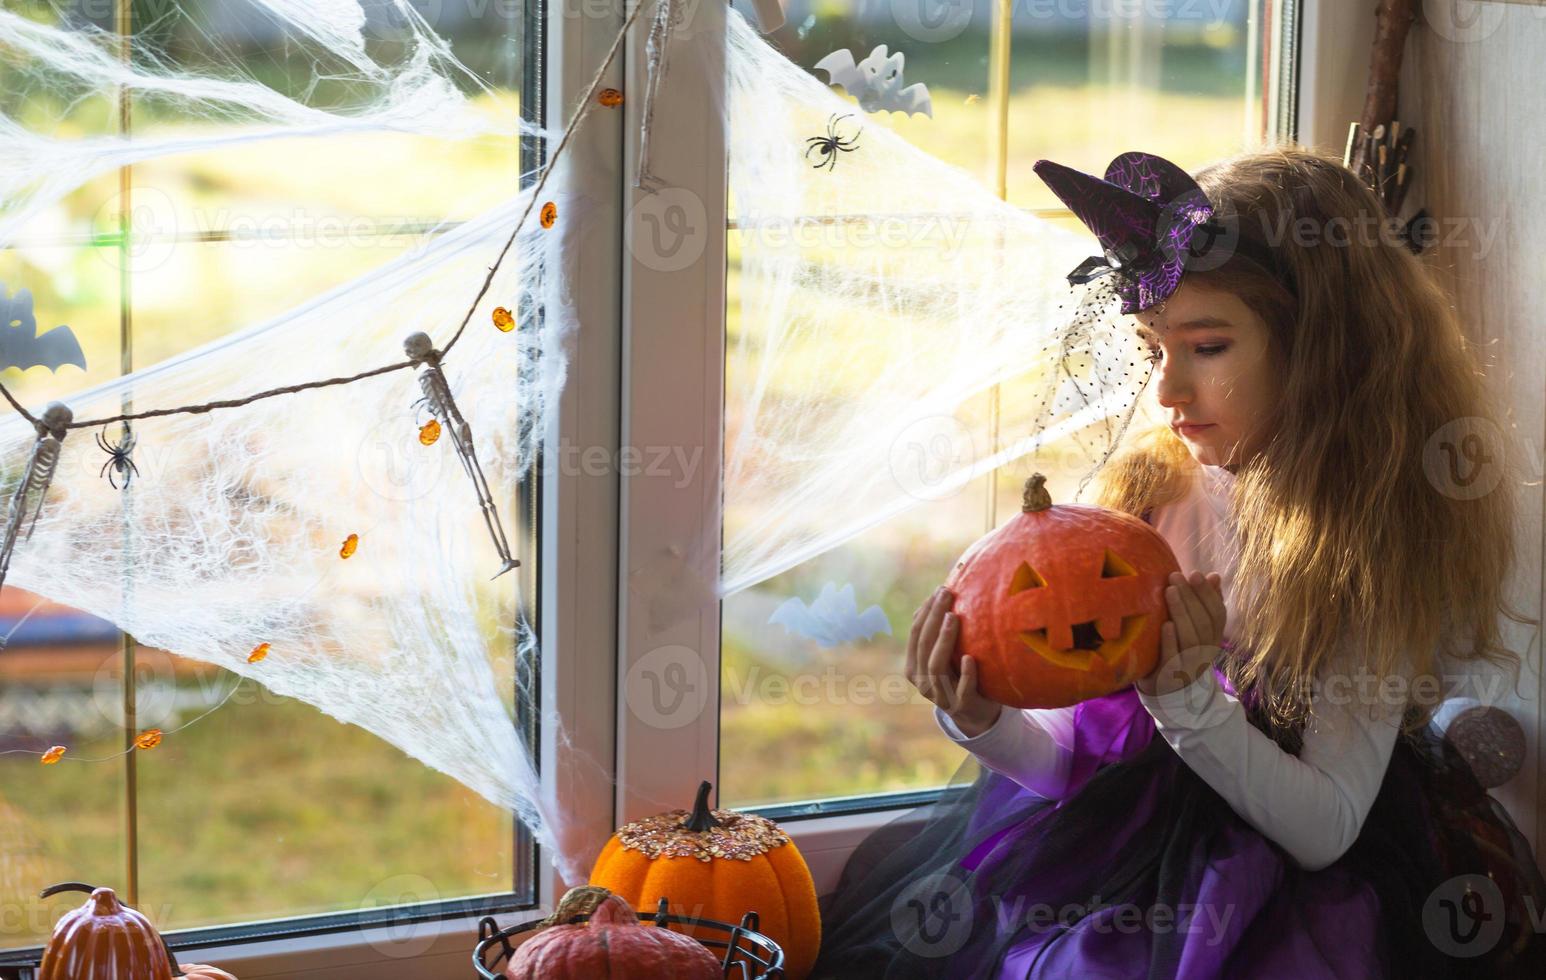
[160,912,509,980]
[0,805,925,980]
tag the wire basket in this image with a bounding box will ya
[473,895,786,979]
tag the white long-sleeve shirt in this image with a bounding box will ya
[935,464,1409,871]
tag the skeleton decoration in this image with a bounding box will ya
[813,44,933,118]
[0,401,71,595]
[404,332,520,579]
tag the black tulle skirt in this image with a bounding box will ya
[811,673,1546,979]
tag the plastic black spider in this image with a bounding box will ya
[96,425,139,490]
[804,113,862,171]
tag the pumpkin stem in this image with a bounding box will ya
[680,780,721,832]
[1022,473,1053,513]
[540,885,615,928]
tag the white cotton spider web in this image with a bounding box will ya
[0,0,1159,889]
[713,8,1155,597]
[0,0,592,884]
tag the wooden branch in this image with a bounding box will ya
[1352,0,1418,176]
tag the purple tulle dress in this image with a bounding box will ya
[812,655,1546,979]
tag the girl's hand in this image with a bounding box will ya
[1136,570,1226,698]
[906,586,1003,738]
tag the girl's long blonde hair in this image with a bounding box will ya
[1093,144,1538,738]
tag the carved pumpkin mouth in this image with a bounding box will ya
[1020,613,1148,673]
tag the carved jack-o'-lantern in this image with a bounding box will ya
[944,473,1180,708]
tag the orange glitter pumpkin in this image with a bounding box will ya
[589,781,820,980]
[944,472,1180,708]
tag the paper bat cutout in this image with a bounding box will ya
[768,581,893,648]
[813,44,933,118]
[0,281,86,373]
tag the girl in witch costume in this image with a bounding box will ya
[811,146,1546,979]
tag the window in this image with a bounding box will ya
[719,0,1298,812]
[0,0,542,958]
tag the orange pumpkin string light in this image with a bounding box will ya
[41,745,66,765]
[339,533,359,559]
[248,642,270,664]
[418,418,441,446]
[491,306,515,332]
[539,201,557,228]
[598,87,624,107]
[133,729,163,751]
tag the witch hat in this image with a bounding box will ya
[1034,151,1293,314]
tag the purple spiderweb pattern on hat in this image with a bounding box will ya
[1034,151,1225,314]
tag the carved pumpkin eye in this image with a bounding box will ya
[1102,549,1137,578]
[1007,561,1045,595]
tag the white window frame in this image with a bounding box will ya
[100,0,1352,975]
[65,0,629,975]
[613,0,1324,902]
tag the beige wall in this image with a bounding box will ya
[1398,1,1546,865]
